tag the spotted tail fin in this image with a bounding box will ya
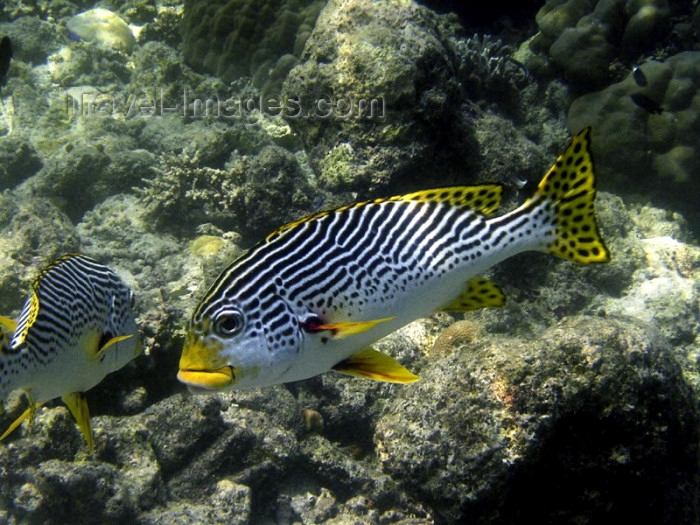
[525,127,610,264]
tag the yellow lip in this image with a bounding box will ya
[177,366,234,390]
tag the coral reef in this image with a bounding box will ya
[453,33,530,109]
[0,131,41,190]
[0,195,79,314]
[0,16,62,65]
[66,8,136,54]
[529,0,683,90]
[376,315,699,524]
[568,51,700,222]
[181,0,324,93]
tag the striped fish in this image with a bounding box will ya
[178,128,609,391]
[0,254,141,450]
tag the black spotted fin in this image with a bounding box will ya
[441,277,506,312]
[62,392,93,451]
[397,185,503,215]
[332,347,419,383]
[526,126,610,264]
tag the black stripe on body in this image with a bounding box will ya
[194,198,492,327]
[9,255,132,367]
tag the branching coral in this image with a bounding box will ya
[135,152,238,232]
[454,33,529,104]
[135,145,319,241]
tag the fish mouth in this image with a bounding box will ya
[177,366,234,391]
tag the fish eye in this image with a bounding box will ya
[214,311,244,337]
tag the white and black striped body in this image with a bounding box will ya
[188,193,554,388]
[180,128,609,390]
[0,254,140,404]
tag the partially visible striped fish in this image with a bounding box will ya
[0,254,141,449]
[178,128,609,391]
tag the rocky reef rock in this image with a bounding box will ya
[136,142,319,242]
[0,194,79,314]
[375,315,700,524]
[282,0,479,195]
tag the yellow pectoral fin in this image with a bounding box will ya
[332,347,419,383]
[0,399,43,442]
[317,317,395,339]
[91,334,134,361]
[0,315,17,333]
[61,392,93,451]
[441,277,506,312]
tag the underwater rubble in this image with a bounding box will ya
[0,0,698,524]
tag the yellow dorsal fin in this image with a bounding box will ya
[441,277,506,312]
[397,185,503,216]
[0,315,17,333]
[90,334,134,361]
[526,127,610,264]
[313,317,394,339]
[14,290,40,346]
[332,347,419,383]
[62,392,93,451]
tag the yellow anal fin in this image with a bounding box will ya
[62,392,93,451]
[0,398,42,442]
[91,334,134,361]
[398,185,502,216]
[315,317,394,339]
[441,277,506,312]
[0,315,17,333]
[528,127,610,264]
[332,347,419,383]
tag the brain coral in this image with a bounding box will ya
[530,0,674,90]
[181,0,324,93]
[568,51,700,220]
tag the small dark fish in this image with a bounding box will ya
[632,66,647,87]
[312,194,326,210]
[630,92,663,114]
[0,36,11,87]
